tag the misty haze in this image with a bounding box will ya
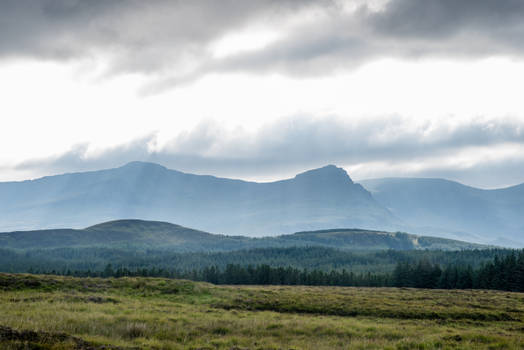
[1,1,523,349]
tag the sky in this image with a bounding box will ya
[1,0,524,188]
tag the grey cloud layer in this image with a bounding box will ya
[12,117,524,188]
[2,0,524,86]
[0,0,320,71]
[205,0,524,80]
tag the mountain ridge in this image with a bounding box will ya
[0,219,488,251]
[0,162,401,236]
[1,162,523,246]
[360,177,524,246]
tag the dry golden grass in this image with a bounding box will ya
[0,273,523,349]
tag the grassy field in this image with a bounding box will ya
[0,273,523,349]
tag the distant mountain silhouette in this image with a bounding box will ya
[0,219,486,251]
[0,162,399,235]
[1,162,522,246]
[361,178,524,246]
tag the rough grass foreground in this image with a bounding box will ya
[0,273,523,349]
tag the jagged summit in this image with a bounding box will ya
[0,162,396,235]
[294,165,353,184]
[0,162,522,245]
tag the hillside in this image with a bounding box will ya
[275,228,485,250]
[1,162,523,245]
[0,219,249,251]
[0,162,399,235]
[0,219,486,251]
[361,178,524,246]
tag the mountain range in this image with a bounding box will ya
[0,219,485,251]
[361,178,524,246]
[0,161,522,246]
[0,162,398,235]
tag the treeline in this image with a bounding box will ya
[393,251,524,291]
[0,246,515,275]
[30,250,524,292]
[30,264,392,287]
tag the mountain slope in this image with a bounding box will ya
[273,228,485,251]
[0,162,399,235]
[0,219,486,251]
[2,162,522,244]
[360,178,524,246]
[0,219,250,251]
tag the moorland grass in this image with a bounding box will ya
[0,273,523,349]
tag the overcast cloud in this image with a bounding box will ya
[2,0,524,89]
[1,0,524,188]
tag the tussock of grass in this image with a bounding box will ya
[216,285,523,321]
[0,273,523,349]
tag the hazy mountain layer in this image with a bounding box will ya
[0,219,485,251]
[1,162,522,245]
[361,178,524,247]
[0,162,399,235]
